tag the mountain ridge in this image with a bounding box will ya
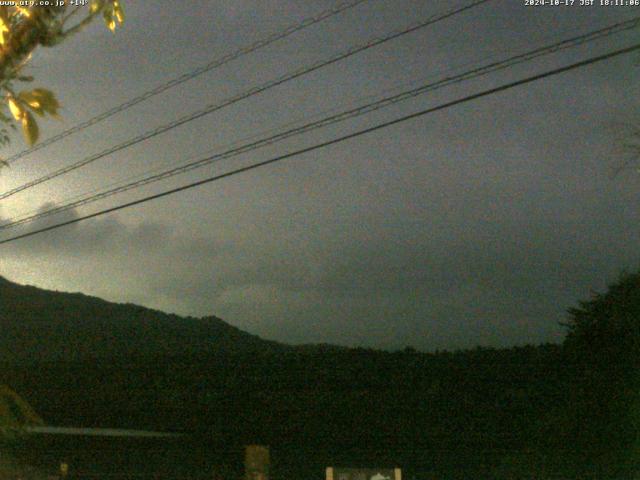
[0,275,284,364]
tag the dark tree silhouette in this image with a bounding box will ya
[562,271,640,478]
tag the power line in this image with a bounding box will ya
[0,0,491,201]
[0,49,470,225]
[1,16,636,231]
[1,42,637,246]
[2,0,372,166]
[6,17,640,230]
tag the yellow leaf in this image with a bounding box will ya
[21,111,38,146]
[7,97,23,121]
[14,6,30,18]
[103,9,115,32]
[101,2,124,32]
[90,0,103,14]
[113,1,124,24]
[0,17,9,46]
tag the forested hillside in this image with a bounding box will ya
[0,275,280,363]
[1,274,637,478]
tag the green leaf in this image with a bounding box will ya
[18,88,60,118]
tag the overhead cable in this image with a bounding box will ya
[3,0,372,165]
[1,16,637,231]
[0,0,491,200]
[1,42,637,245]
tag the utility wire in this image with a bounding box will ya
[3,75,431,222]
[1,42,637,246]
[0,0,491,201]
[0,62,470,222]
[3,0,372,166]
[0,37,477,223]
[1,17,636,231]
[4,15,626,225]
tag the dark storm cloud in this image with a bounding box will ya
[1,204,171,255]
[3,177,637,351]
[2,1,640,350]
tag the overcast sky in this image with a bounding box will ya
[0,0,639,351]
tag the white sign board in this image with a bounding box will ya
[326,466,401,480]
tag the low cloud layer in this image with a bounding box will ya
[2,184,638,351]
